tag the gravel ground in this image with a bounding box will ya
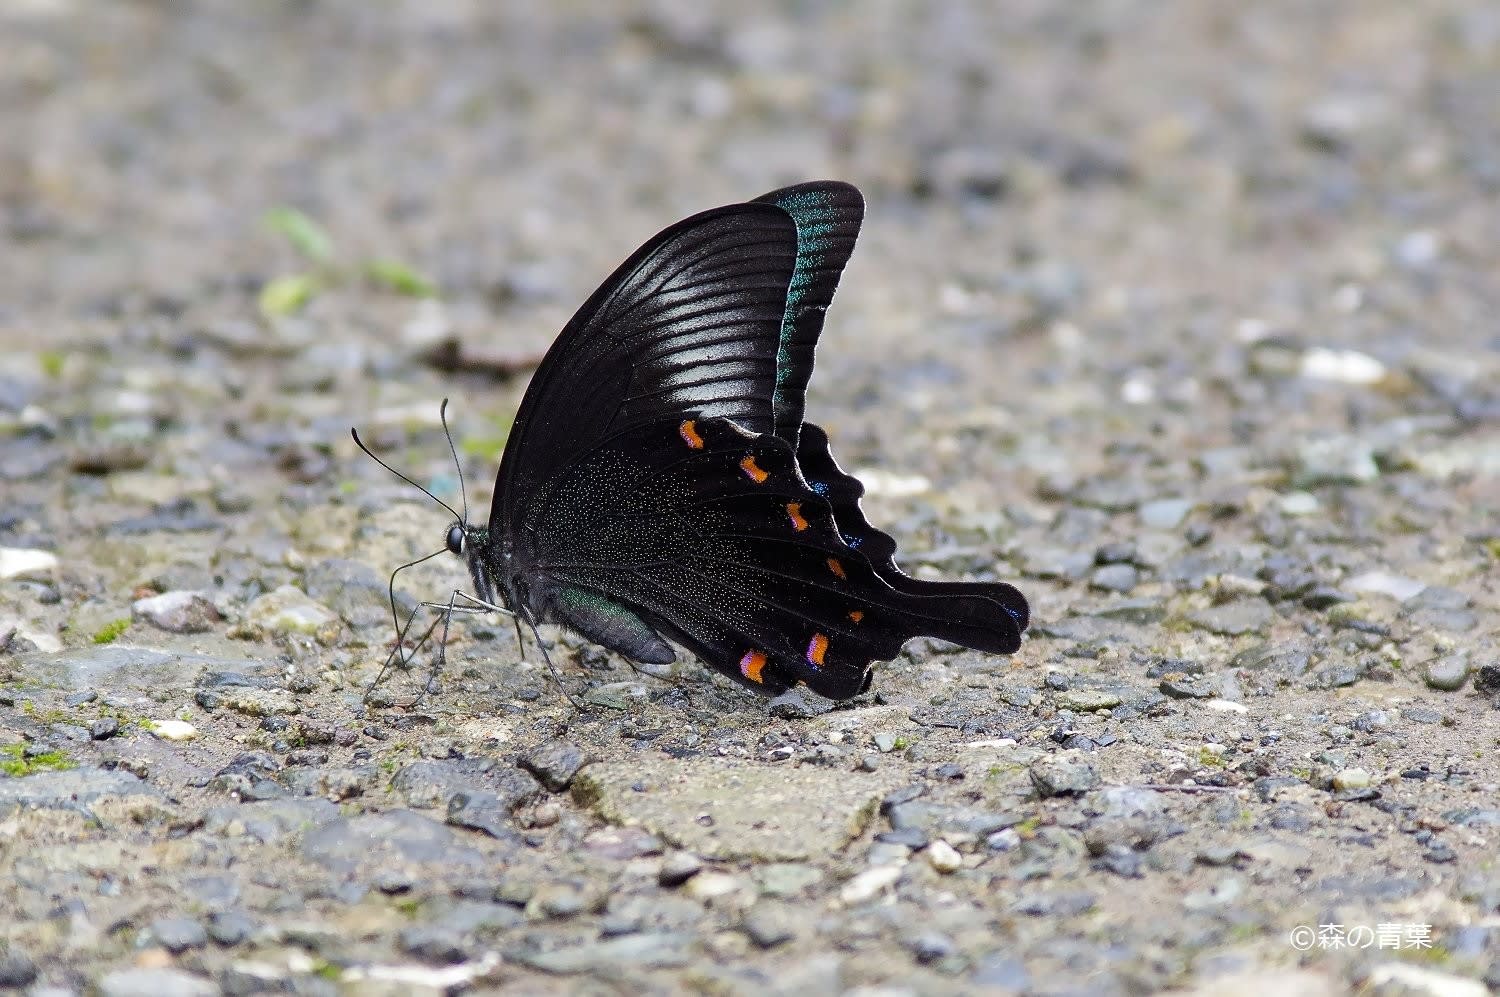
[3,2,1499,994]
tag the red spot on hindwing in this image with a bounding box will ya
[848,610,865,623]
[786,502,808,531]
[679,420,704,449]
[740,650,766,683]
[807,633,828,668]
[739,456,768,483]
[826,557,847,580]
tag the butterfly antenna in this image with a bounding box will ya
[438,398,470,526]
[350,427,464,524]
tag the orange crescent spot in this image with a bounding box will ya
[739,456,769,483]
[786,502,809,531]
[847,610,865,623]
[679,420,704,450]
[739,649,767,683]
[826,557,847,580]
[807,632,828,668]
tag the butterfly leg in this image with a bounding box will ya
[521,610,585,711]
[365,599,445,704]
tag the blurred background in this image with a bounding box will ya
[2,0,1496,606]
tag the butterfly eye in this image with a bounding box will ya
[446,524,465,555]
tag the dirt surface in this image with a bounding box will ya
[3,2,1499,994]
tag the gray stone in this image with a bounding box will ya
[17,646,246,691]
[1090,598,1166,623]
[98,968,217,997]
[0,767,158,812]
[1160,674,1218,699]
[518,738,586,792]
[1139,497,1193,529]
[742,900,799,948]
[906,930,957,964]
[131,590,221,633]
[0,953,38,988]
[207,909,256,946]
[886,802,1024,839]
[148,916,207,954]
[301,810,487,872]
[1424,654,1471,692]
[658,850,704,887]
[202,798,340,844]
[1055,688,1121,712]
[244,585,340,640]
[391,758,541,811]
[972,954,1031,989]
[1229,642,1313,676]
[510,932,694,973]
[768,688,831,719]
[574,756,897,862]
[1187,601,1273,636]
[1018,547,1094,581]
[446,790,525,842]
[1292,436,1379,488]
[1401,706,1444,725]
[1030,752,1100,797]
[399,924,471,964]
[1406,585,1472,611]
[1089,563,1139,593]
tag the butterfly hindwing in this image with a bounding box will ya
[522,417,1023,700]
[796,422,1031,631]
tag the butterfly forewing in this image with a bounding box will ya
[751,182,865,445]
[491,203,800,541]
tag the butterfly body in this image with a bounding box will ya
[448,182,1027,700]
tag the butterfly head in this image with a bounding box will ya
[444,521,497,608]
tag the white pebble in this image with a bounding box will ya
[1332,768,1371,791]
[684,872,742,902]
[925,840,963,874]
[838,864,903,905]
[1278,491,1321,516]
[1300,347,1386,385]
[0,547,58,580]
[149,720,199,741]
[1346,571,1426,602]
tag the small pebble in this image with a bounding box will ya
[1424,654,1470,692]
[148,916,207,954]
[925,840,963,874]
[1332,768,1372,791]
[1138,498,1192,529]
[659,851,704,887]
[149,720,199,742]
[742,902,797,948]
[683,872,741,902]
[839,864,903,905]
[518,738,586,792]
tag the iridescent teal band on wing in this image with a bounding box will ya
[752,181,865,445]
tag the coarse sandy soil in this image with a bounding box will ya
[2,2,1499,994]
